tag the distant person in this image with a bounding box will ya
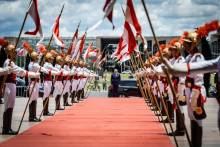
[94,74,100,92]
[102,75,107,91]
[111,69,121,97]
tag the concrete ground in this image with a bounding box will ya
[0,92,219,146]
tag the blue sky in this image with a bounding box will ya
[0,0,219,38]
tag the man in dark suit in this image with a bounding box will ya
[111,69,121,97]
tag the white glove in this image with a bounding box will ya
[143,70,148,76]
[162,58,188,77]
[51,70,61,76]
[77,72,82,76]
[70,71,76,76]
[190,88,200,111]
[62,71,69,76]
[28,72,40,78]
[177,84,185,100]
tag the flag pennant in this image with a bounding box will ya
[125,0,142,36]
[72,34,86,60]
[66,28,78,56]
[83,42,93,61]
[24,0,44,46]
[98,54,108,68]
[51,15,65,50]
[103,0,116,29]
[88,0,116,32]
[88,49,99,57]
[92,51,103,63]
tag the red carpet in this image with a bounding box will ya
[1,98,174,147]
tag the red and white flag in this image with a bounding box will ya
[88,0,116,32]
[118,53,130,64]
[51,15,65,50]
[72,34,85,60]
[114,21,137,58]
[92,51,103,63]
[88,49,99,57]
[83,42,93,61]
[66,28,78,56]
[125,0,142,36]
[24,0,44,46]
[98,54,108,68]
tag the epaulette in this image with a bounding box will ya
[195,53,201,57]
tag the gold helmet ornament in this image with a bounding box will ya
[30,51,40,61]
[168,38,183,56]
[79,60,84,67]
[56,55,63,64]
[181,20,219,52]
[45,50,57,62]
[64,56,71,65]
[84,61,87,67]
[160,44,170,59]
[5,44,18,59]
[73,59,78,66]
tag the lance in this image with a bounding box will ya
[130,52,162,119]
[84,48,106,98]
[53,21,81,114]
[72,34,89,102]
[86,53,108,98]
[38,4,68,121]
[17,1,62,134]
[141,0,192,146]
[0,0,32,98]
[61,28,88,109]
[135,35,178,146]
[119,4,149,102]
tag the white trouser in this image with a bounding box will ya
[185,87,202,127]
[43,81,52,100]
[78,79,84,90]
[3,83,16,112]
[82,78,87,87]
[71,79,79,92]
[63,80,70,94]
[55,81,63,96]
[29,81,39,103]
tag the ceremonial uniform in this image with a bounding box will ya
[71,65,81,103]
[3,58,39,135]
[63,64,71,106]
[28,61,49,121]
[42,61,59,115]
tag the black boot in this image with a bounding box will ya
[80,88,84,101]
[2,108,17,135]
[72,91,78,103]
[169,113,185,136]
[63,93,71,106]
[77,90,81,101]
[56,95,64,110]
[0,97,3,104]
[191,120,203,147]
[43,97,53,116]
[163,101,174,123]
[161,97,166,116]
[29,101,39,122]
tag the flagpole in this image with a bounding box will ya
[141,0,192,146]
[84,48,106,98]
[37,3,66,121]
[17,3,65,134]
[0,0,32,101]
[53,21,81,114]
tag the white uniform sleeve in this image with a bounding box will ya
[189,56,219,75]
[192,54,205,87]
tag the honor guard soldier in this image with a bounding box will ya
[167,38,186,136]
[42,51,61,116]
[71,59,81,103]
[2,43,40,135]
[63,57,73,106]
